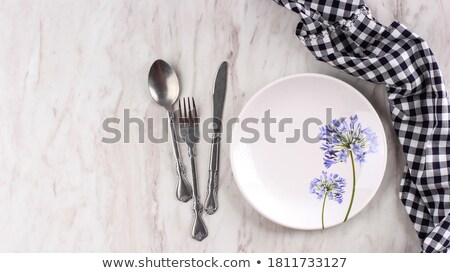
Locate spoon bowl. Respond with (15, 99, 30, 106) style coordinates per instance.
(148, 59, 180, 111)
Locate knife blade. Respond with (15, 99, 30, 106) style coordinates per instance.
(212, 62, 228, 132)
(204, 61, 228, 215)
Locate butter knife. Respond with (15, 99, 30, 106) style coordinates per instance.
(204, 61, 228, 215)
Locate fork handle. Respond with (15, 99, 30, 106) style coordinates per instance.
(205, 133, 220, 215)
(188, 146, 208, 241)
(167, 110, 193, 202)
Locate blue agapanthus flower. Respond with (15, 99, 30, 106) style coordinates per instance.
(309, 171, 346, 204)
(319, 115, 378, 168)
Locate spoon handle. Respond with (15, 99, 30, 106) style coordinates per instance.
(167, 110, 193, 202)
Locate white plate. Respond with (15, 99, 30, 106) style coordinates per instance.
(230, 74, 387, 230)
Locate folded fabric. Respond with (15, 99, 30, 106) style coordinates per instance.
(273, 0, 450, 253)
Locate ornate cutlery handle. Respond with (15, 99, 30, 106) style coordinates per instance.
(167, 111, 193, 202)
(205, 133, 220, 215)
(188, 146, 208, 241)
(174, 159, 192, 202)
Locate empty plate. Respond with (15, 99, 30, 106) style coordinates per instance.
(230, 74, 387, 230)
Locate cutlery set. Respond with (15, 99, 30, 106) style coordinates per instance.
(148, 59, 228, 241)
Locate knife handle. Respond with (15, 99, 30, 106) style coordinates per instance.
(205, 133, 221, 215)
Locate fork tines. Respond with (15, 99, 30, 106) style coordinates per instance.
(178, 97, 199, 124)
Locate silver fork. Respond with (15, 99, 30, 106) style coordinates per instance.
(178, 97, 208, 241)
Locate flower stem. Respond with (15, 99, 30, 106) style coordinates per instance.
(344, 151, 356, 222)
(322, 192, 328, 229)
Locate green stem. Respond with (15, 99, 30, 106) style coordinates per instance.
(344, 151, 356, 222)
(322, 192, 328, 229)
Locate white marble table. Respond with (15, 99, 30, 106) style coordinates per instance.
(1, 0, 449, 252)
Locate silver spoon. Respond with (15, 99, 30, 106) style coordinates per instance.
(148, 59, 193, 202)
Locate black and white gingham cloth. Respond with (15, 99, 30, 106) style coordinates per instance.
(273, 0, 450, 253)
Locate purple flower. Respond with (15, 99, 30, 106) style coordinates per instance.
(309, 171, 346, 204)
(319, 115, 378, 168)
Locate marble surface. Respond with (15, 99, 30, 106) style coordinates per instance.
(1, 0, 449, 252)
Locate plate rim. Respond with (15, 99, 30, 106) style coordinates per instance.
(230, 73, 388, 230)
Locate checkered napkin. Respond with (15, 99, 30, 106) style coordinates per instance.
(273, 0, 450, 253)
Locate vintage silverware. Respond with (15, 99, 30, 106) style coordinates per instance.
(204, 62, 228, 215)
(148, 59, 193, 202)
(179, 97, 208, 241)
